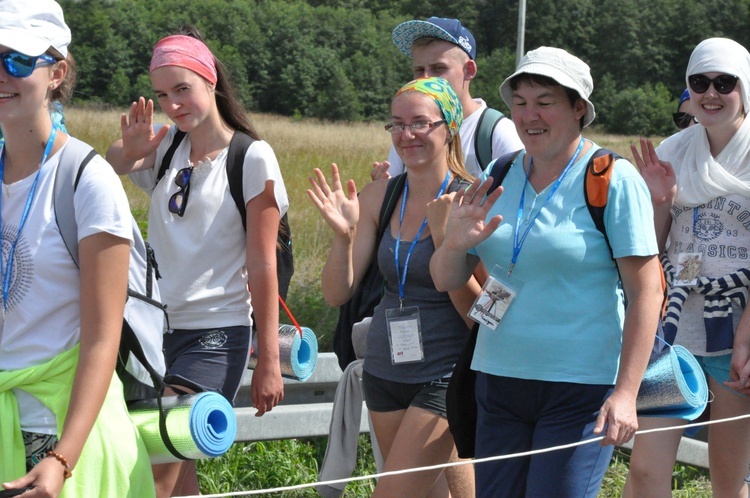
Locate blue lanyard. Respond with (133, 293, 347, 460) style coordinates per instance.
(509, 138, 585, 276)
(0, 127, 58, 312)
(395, 172, 451, 307)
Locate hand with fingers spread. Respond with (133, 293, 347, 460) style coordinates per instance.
(120, 96, 170, 162)
(307, 164, 360, 238)
(630, 137, 677, 206)
(442, 177, 504, 253)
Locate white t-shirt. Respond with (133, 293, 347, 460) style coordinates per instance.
(386, 98, 523, 178)
(0, 141, 133, 432)
(129, 127, 289, 329)
(666, 194, 750, 355)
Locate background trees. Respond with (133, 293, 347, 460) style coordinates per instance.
(60, 0, 750, 134)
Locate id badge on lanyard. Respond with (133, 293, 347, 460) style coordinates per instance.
(468, 264, 524, 330)
(386, 306, 424, 364)
(674, 208, 704, 287)
(385, 172, 450, 364)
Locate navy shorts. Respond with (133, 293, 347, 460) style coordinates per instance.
(361, 369, 449, 418)
(163, 326, 251, 403)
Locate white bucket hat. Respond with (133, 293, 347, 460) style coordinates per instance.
(0, 0, 71, 57)
(499, 46, 596, 127)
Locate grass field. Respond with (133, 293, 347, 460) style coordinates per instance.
(62, 106, 712, 496)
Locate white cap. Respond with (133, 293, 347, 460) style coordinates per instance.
(499, 46, 596, 127)
(0, 0, 71, 58)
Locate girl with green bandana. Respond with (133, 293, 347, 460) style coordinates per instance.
(309, 76, 479, 498)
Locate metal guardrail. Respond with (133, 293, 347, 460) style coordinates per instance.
(234, 353, 369, 442)
(234, 353, 708, 469)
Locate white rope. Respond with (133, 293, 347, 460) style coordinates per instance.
(177, 412, 750, 498)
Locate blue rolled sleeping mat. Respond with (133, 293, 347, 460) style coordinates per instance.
(636, 344, 709, 420)
(248, 324, 318, 382)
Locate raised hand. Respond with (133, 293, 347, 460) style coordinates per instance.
(119, 96, 169, 162)
(307, 164, 360, 237)
(370, 160, 392, 181)
(630, 137, 677, 206)
(442, 177, 504, 253)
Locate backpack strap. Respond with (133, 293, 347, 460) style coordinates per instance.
(225, 131, 256, 230)
(487, 149, 523, 195)
(53, 138, 101, 268)
(156, 129, 187, 183)
(584, 148, 621, 256)
(377, 173, 407, 243)
(474, 107, 506, 171)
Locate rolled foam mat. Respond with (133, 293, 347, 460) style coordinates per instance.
(636, 345, 708, 420)
(248, 324, 318, 382)
(128, 392, 237, 464)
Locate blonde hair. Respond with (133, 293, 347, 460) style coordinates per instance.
(447, 132, 472, 182)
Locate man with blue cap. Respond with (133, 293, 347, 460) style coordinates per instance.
(372, 17, 523, 180)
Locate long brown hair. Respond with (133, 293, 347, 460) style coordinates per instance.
(175, 25, 260, 140)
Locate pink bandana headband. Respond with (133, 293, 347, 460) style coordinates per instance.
(149, 35, 217, 85)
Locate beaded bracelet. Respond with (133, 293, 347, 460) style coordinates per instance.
(46, 450, 73, 479)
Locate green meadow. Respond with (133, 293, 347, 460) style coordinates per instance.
(64, 107, 710, 496)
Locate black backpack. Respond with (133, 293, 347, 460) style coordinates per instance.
(157, 130, 294, 300)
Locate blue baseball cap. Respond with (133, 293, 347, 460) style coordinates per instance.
(392, 17, 476, 60)
(678, 88, 691, 110)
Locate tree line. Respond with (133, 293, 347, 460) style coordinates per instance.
(60, 0, 750, 135)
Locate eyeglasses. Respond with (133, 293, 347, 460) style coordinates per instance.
(168, 167, 193, 217)
(688, 74, 739, 95)
(0, 51, 57, 78)
(672, 112, 697, 130)
(384, 120, 446, 134)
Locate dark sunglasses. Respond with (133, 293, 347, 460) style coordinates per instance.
(672, 112, 697, 130)
(0, 51, 57, 78)
(168, 167, 193, 216)
(688, 74, 739, 95)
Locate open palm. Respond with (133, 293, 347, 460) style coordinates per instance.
(631, 138, 677, 205)
(443, 178, 504, 252)
(307, 164, 360, 236)
(120, 96, 169, 162)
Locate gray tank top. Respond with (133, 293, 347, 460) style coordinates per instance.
(364, 229, 471, 383)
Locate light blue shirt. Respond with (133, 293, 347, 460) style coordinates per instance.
(470, 143, 658, 385)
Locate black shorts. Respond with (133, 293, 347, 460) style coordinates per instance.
(362, 369, 449, 418)
(163, 326, 251, 403)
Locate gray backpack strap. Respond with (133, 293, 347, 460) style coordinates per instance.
(53, 137, 99, 268)
(474, 107, 505, 171)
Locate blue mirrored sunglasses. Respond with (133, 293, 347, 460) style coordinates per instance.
(1, 51, 58, 78)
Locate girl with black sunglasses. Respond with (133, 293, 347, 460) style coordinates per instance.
(106, 26, 288, 498)
(626, 37, 750, 498)
(672, 88, 697, 130)
(0, 1, 155, 497)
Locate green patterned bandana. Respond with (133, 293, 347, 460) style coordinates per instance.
(395, 77, 463, 138)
